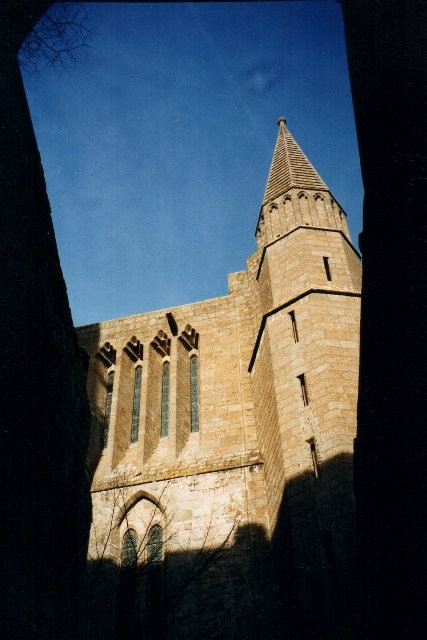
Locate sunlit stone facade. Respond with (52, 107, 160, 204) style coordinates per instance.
(78, 119, 361, 640)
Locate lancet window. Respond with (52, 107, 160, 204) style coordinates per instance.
(95, 342, 116, 449)
(160, 361, 170, 438)
(130, 365, 142, 443)
(147, 525, 163, 564)
(122, 529, 138, 567)
(103, 370, 115, 448)
(179, 324, 200, 433)
(190, 355, 200, 433)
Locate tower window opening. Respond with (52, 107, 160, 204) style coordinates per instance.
(289, 310, 299, 343)
(297, 373, 309, 406)
(147, 524, 163, 564)
(130, 365, 142, 443)
(323, 256, 332, 281)
(306, 437, 319, 479)
(103, 370, 114, 448)
(190, 355, 200, 433)
(160, 361, 170, 437)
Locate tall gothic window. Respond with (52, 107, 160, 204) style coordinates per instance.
(130, 366, 142, 443)
(147, 525, 163, 564)
(122, 529, 138, 567)
(160, 361, 170, 437)
(103, 370, 114, 448)
(190, 356, 200, 432)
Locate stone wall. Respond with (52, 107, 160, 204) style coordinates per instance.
(79, 213, 361, 639)
(78, 117, 362, 640)
(87, 465, 272, 640)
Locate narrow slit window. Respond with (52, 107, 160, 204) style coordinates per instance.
(289, 310, 299, 343)
(160, 361, 170, 437)
(103, 370, 114, 448)
(147, 525, 163, 564)
(190, 356, 200, 432)
(122, 529, 138, 567)
(297, 373, 309, 406)
(130, 366, 142, 443)
(306, 437, 319, 479)
(323, 256, 332, 281)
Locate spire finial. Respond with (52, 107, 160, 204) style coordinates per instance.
(277, 116, 287, 127)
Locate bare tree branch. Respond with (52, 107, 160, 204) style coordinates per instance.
(19, 2, 92, 75)
(86, 468, 245, 640)
(173, 511, 241, 603)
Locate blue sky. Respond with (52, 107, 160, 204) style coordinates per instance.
(23, 2, 363, 326)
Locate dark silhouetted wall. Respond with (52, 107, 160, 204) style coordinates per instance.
(0, 3, 91, 638)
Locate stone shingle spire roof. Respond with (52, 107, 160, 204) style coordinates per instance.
(263, 117, 328, 204)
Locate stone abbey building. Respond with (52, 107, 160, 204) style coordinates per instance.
(78, 119, 362, 640)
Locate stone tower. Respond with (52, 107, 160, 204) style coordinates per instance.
(78, 118, 361, 640)
(249, 117, 361, 638)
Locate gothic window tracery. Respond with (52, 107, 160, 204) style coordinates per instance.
(178, 324, 200, 434)
(151, 330, 171, 358)
(124, 336, 143, 363)
(179, 324, 199, 351)
(95, 342, 116, 368)
(150, 330, 171, 440)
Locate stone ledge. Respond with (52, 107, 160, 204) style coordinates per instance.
(256, 226, 361, 280)
(91, 451, 264, 493)
(248, 288, 361, 373)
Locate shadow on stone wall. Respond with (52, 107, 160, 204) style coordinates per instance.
(84, 453, 356, 640)
(85, 522, 275, 640)
(80, 337, 108, 479)
(270, 452, 357, 640)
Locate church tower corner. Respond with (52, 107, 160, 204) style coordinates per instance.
(248, 118, 362, 638)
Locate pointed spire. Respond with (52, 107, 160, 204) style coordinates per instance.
(263, 118, 328, 204)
